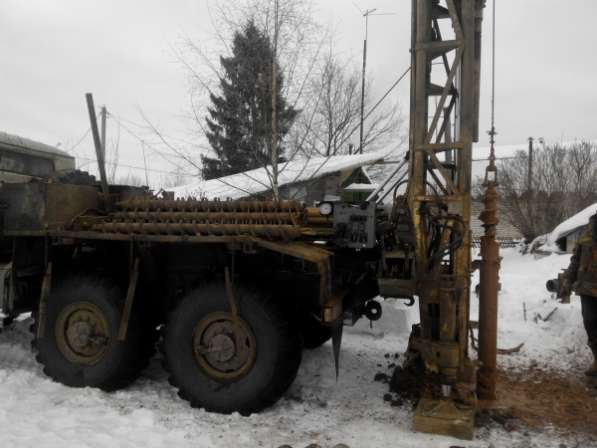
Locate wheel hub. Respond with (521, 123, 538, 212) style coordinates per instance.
(208, 333, 236, 362)
(56, 302, 110, 365)
(192, 312, 256, 381)
(66, 320, 93, 349)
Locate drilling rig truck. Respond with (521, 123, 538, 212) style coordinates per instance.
(0, 0, 488, 440)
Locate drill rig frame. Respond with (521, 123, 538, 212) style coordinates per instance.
(403, 0, 485, 439)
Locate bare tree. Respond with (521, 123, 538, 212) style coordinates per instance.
(150, 1, 401, 200)
(495, 141, 597, 241)
(292, 48, 403, 159)
(158, 167, 190, 189)
(170, 0, 327, 198)
(116, 172, 146, 187)
(302, 54, 361, 157)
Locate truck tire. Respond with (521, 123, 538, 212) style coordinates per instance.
(32, 277, 153, 391)
(300, 313, 332, 349)
(162, 284, 301, 415)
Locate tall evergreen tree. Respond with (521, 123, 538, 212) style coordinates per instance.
(202, 21, 298, 180)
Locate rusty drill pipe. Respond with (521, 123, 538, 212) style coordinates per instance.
(477, 178, 500, 400)
(92, 222, 304, 239)
(111, 211, 303, 224)
(116, 198, 304, 213)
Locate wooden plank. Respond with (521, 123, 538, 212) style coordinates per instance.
(413, 397, 475, 441)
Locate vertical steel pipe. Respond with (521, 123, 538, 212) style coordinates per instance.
(477, 168, 499, 400)
(478, 0, 499, 401)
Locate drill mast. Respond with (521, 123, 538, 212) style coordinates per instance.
(406, 0, 485, 439)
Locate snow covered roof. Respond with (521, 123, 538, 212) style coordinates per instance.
(544, 202, 597, 250)
(343, 183, 377, 192)
(0, 131, 73, 159)
(171, 149, 391, 200)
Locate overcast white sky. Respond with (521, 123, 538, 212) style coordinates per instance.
(1, 0, 596, 185)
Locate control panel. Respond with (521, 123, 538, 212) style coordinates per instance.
(332, 202, 376, 249)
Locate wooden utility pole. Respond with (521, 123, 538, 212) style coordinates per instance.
(100, 106, 107, 162)
(85, 93, 110, 208)
(527, 137, 534, 193)
(357, 7, 395, 155)
(141, 143, 150, 187)
(358, 11, 371, 155)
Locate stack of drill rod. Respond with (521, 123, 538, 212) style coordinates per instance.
(91, 197, 308, 240)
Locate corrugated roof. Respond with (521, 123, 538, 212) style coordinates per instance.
(0, 131, 74, 159)
(172, 149, 391, 200)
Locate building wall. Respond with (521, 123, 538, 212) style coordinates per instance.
(559, 226, 587, 253)
(279, 172, 343, 204)
(251, 168, 373, 204)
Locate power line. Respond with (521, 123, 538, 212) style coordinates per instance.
(66, 128, 91, 153)
(296, 66, 411, 189)
(108, 113, 201, 171)
(109, 112, 206, 149)
(75, 155, 195, 176)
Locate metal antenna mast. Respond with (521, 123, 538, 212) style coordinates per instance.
(354, 4, 395, 154)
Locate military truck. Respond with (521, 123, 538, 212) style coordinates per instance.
(0, 152, 385, 414)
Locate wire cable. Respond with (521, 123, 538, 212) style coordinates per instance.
(66, 128, 91, 153)
(488, 0, 497, 162)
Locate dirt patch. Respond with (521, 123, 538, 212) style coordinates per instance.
(388, 363, 426, 405)
(495, 368, 597, 438)
(387, 363, 597, 439)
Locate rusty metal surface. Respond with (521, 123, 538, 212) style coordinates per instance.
(192, 311, 257, 381)
(76, 197, 320, 241)
(92, 222, 305, 239)
(0, 185, 335, 243)
(112, 211, 301, 223)
(116, 198, 303, 212)
(477, 164, 500, 400)
(405, 0, 485, 440)
(56, 301, 110, 366)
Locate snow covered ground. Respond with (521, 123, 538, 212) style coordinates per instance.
(0, 248, 595, 447)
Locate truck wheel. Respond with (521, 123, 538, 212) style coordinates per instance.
(300, 313, 332, 349)
(162, 284, 301, 415)
(32, 277, 152, 391)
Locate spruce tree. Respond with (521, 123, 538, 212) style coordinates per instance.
(202, 21, 298, 180)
